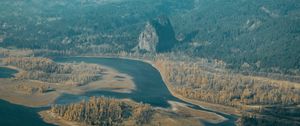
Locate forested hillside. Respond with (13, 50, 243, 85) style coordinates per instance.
(0, 0, 299, 73)
(171, 0, 300, 73)
(0, 0, 192, 51)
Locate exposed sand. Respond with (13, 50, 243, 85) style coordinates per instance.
(39, 111, 83, 126)
(0, 65, 135, 107)
(146, 109, 204, 126)
(0, 79, 59, 107)
(55, 65, 135, 95)
(84, 66, 135, 93)
(168, 101, 227, 124)
(1, 56, 237, 125)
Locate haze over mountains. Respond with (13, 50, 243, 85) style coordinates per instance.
(0, 0, 299, 73)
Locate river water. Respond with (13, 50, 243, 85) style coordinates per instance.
(0, 67, 17, 78)
(0, 57, 237, 126)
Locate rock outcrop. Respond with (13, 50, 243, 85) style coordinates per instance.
(137, 22, 159, 53)
(136, 16, 177, 53)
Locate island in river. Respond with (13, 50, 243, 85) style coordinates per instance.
(0, 57, 238, 126)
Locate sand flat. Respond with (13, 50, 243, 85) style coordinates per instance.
(0, 65, 135, 107)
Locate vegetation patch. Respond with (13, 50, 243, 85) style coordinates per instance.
(2, 57, 104, 86)
(50, 97, 154, 126)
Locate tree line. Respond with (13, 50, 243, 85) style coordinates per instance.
(154, 58, 300, 106)
(51, 97, 154, 126)
(2, 57, 104, 86)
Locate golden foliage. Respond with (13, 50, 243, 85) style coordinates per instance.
(51, 97, 154, 126)
(3, 57, 103, 86)
(154, 59, 300, 106)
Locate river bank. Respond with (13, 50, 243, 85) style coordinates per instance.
(79, 55, 241, 116)
(0, 56, 237, 126)
(0, 64, 135, 107)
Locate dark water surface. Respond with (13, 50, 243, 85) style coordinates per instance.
(0, 57, 237, 126)
(54, 57, 175, 107)
(0, 67, 54, 126)
(0, 67, 17, 78)
(0, 100, 54, 126)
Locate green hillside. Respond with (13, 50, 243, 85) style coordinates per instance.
(0, 0, 299, 73)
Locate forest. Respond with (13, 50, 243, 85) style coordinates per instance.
(154, 58, 300, 106)
(51, 97, 154, 126)
(0, 0, 299, 74)
(237, 106, 300, 126)
(151, 55, 300, 125)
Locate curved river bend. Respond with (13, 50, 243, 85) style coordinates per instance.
(0, 57, 237, 126)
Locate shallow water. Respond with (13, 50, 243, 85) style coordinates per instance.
(0, 57, 237, 126)
(54, 57, 175, 107)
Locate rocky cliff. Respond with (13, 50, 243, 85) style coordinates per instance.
(137, 22, 159, 53)
(136, 16, 177, 53)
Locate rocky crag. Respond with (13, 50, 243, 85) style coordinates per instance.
(136, 16, 178, 53)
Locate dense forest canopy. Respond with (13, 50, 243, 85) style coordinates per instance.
(0, 0, 299, 73)
(51, 97, 154, 126)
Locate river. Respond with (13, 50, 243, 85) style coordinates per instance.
(0, 57, 237, 126)
(0, 67, 17, 78)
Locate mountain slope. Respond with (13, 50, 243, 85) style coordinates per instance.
(171, 0, 300, 72)
(0, 0, 299, 73)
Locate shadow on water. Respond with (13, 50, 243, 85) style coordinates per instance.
(0, 100, 55, 126)
(0, 67, 18, 78)
(54, 57, 237, 126)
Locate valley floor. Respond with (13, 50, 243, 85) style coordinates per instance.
(0, 65, 135, 107)
(1, 54, 298, 126)
(99, 56, 242, 116)
(0, 56, 237, 126)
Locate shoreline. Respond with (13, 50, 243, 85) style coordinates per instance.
(0, 63, 136, 108)
(1, 55, 239, 115)
(0, 55, 240, 125)
(77, 55, 241, 116)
